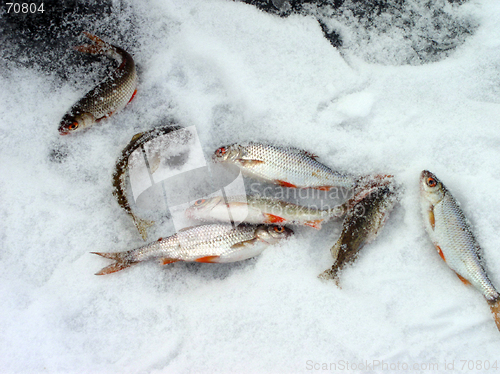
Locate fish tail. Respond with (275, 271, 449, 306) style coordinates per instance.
(133, 216, 155, 241)
(488, 298, 500, 332)
(91, 251, 137, 275)
(73, 32, 112, 55)
(318, 267, 341, 288)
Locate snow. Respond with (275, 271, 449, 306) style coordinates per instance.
(2, 0, 500, 372)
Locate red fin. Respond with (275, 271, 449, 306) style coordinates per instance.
(82, 32, 107, 45)
(74, 32, 109, 53)
(455, 273, 471, 285)
(314, 186, 332, 191)
(157, 237, 163, 242)
(276, 180, 297, 188)
(128, 89, 137, 104)
(488, 299, 500, 332)
(303, 151, 318, 159)
(264, 213, 286, 224)
(94, 263, 132, 275)
(92, 252, 134, 275)
(195, 256, 220, 263)
(73, 45, 102, 54)
(304, 219, 323, 229)
(435, 245, 446, 262)
(160, 258, 179, 265)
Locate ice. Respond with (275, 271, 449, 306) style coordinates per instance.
(2, 0, 500, 372)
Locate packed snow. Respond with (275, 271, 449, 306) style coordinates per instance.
(1, 0, 500, 373)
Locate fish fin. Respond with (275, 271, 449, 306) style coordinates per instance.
(304, 220, 323, 230)
(160, 258, 179, 265)
(314, 186, 332, 191)
(195, 255, 221, 263)
(303, 151, 318, 160)
(231, 238, 259, 249)
(329, 240, 341, 260)
(73, 44, 102, 54)
(178, 226, 197, 233)
(435, 245, 446, 262)
(238, 159, 264, 166)
(318, 268, 341, 288)
(91, 251, 136, 275)
(82, 32, 109, 47)
(455, 273, 471, 286)
(130, 132, 145, 143)
(133, 216, 155, 241)
(276, 180, 297, 188)
(128, 89, 137, 104)
(428, 206, 435, 230)
(488, 298, 500, 332)
(95, 111, 115, 122)
(74, 32, 110, 53)
(263, 213, 286, 224)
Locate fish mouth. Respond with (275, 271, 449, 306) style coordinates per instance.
(59, 131, 69, 136)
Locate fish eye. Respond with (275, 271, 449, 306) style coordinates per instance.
(194, 199, 206, 206)
(427, 177, 437, 187)
(274, 226, 285, 233)
(68, 122, 79, 131)
(215, 147, 227, 156)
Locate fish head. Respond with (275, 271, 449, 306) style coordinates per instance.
(420, 170, 445, 205)
(255, 225, 293, 244)
(59, 111, 95, 135)
(212, 144, 244, 163)
(185, 196, 224, 220)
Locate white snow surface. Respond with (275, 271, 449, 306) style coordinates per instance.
(2, 0, 500, 373)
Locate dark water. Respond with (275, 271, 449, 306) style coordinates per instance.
(1, 0, 477, 71)
(0, 0, 138, 79)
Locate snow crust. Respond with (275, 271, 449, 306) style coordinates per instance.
(1, 0, 500, 372)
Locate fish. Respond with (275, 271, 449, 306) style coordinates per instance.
(420, 170, 500, 331)
(212, 142, 356, 190)
(92, 223, 293, 275)
(58, 32, 138, 135)
(319, 180, 400, 285)
(185, 194, 345, 229)
(112, 123, 190, 240)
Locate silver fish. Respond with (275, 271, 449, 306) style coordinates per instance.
(59, 32, 138, 135)
(92, 223, 293, 275)
(420, 170, 500, 331)
(319, 181, 400, 285)
(185, 195, 345, 229)
(212, 142, 356, 190)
